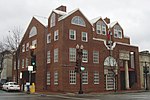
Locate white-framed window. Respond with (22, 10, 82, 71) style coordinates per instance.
(22, 59, 24, 68)
(32, 39, 37, 48)
(47, 72, 50, 85)
(69, 29, 76, 40)
(69, 48, 76, 62)
(82, 32, 88, 42)
(54, 30, 59, 41)
(54, 48, 58, 62)
(82, 50, 88, 62)
(69, 70, 76, 84)
(114, 25, 122, 38)
(47, 50, 50, 63)
(18, 59, 20, 69)
(96, 21, 106, 35)
(22, 44, 25, 52)
(26, 58, 28, 68)
(47, 33, 51, 43)
(50, 13, 56, 27)
(29, 26, 37, 38)
(71, 16, 86, 27)
(54, 71, 58, 85)
(26, 42, 29, 51)
(94, 71, 99, 84)
(82, 71, 88, 84)
(93, 51, 99, 63)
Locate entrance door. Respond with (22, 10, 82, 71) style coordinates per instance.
(106, 69, 114, 90)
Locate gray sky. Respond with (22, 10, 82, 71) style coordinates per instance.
(0, 0, 150, 51)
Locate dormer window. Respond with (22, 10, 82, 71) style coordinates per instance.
(50, 13, 56, 27)
(96, 21, 106, 35)
(114, 25, 122, 38)
(71, 16, 86, 27)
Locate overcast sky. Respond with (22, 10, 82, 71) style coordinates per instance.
(0, 0, 150, 51)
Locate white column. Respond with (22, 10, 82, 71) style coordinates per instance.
(125, 61, 130, 89)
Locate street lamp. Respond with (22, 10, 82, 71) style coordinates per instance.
(76, 44, 84, 94)
(144, 62, 149, 90)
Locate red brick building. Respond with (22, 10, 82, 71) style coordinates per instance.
(12, 5, 141, 93)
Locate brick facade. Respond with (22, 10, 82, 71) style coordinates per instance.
(12, 5, 141, 93)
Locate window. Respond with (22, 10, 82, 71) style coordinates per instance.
(47, 50, 50, 63)
(94, 71, 99, 84)
(82, 71, 88, 84)
(50, 13, 56, 27)
(18, 59, 20, 69)
(69, 29, 76, 40)
(32, 40, 37, 48)
(82, 50, 88, 62)
(54, 48, 58, 62)
(114, 25, 122, 38)
(26, 42, 29, 51)
(93, 51, 99, 63)
(47, 33, 51, 43)
(54, 71, 58, 85)
(29, 26, 37, 38)
(22, 44, 25, 52)
(82, 32, 88, 42)
(22, 59, 24, 68)
(14, 61, 16, 70)
(69, 70, 76, 84)
(47, 72, 50, 85)
(54, 30, 59, 41)
(26, 58, 28, 68)
(96, 21, 106, 35)
(130, 52, 135, 69)
(71, 16, 86, 27)
(69, 48, 76, 62)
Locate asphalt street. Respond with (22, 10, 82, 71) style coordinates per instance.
(0, 90, 150, 100)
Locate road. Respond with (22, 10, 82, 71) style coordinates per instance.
(0, 90, 150, 100)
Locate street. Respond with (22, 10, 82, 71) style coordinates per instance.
(0, 90, 150, 100)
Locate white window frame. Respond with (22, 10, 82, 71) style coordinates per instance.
(26, 42, 29, 51)
(22, 44, 25, 52)
(54, 48, 58, 62)
(32, 39, 37, 48)
(96, 21, 106, 35)
(47, 33, 51, 43)
(82, 71, 88, 84)
(69, 70, 76, 84)
(93, 51, 99, 63)
(71, 16, 86, 27)
(47, 50, 50, 64)
(50, 13, 56, 27)
(54, 71, 58, 85)
(69, 29, 76, 40)
(54, 30, 59, 41)
(82, 32, 88, 42)
(26, 58, 28, 68)
(94, 71, 99, 84)
(82, 50, 88, 63)
(47, 72, 50, 85)
(29, 26, 37, 38)
(114, 25, 122, 38)
(69, 48, 76, 62)
(22, 59, 24, 68)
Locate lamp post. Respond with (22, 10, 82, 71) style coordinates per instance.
(76, 44, 84, 94)
(144, 62, 149, 90)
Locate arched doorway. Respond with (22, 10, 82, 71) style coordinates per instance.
(104, 56, 118, 90)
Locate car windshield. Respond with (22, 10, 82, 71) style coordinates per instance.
(10, 83, 17, 85)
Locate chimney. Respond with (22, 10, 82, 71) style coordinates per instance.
(104, 17, 110, 24)
(56, 5, 67, 12)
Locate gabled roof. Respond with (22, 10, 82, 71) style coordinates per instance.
(33, 16, 48, 27)
(90, 16, 108, 26)
(53, 9, 67, 16)
(58, 8, 79, 21)
(109, 21, 118, 28)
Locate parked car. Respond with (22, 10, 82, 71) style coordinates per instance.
(2, 82, 20, 91)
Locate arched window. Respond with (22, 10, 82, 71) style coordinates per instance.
(71, 16, 86, 27)
(50, 13, 56, 27)
(96, 21, 106, 35)
(29, 26, 37, 38)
